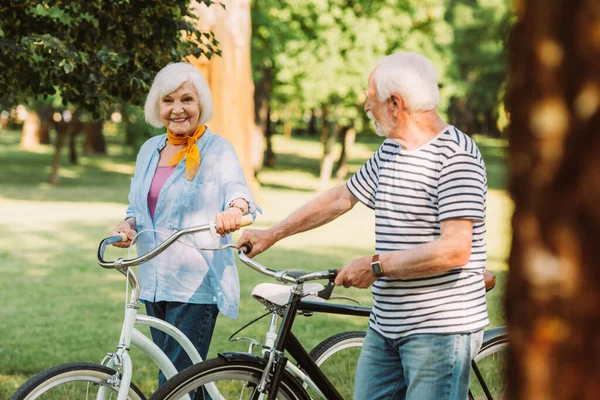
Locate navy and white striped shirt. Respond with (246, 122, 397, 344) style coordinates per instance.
(347, 126, 489, 339)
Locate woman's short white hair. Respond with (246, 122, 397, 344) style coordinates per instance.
(144, 62, 214, 128)
(374, 52, 440, 113)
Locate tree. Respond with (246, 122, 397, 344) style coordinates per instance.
(0, 0, 219, 183)
(189, 0, 261, 198)
(264, 0, 455, 189)
(505, 0, 600, 398)
(446, 0, 514, 136)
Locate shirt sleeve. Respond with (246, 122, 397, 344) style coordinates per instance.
(346, 147, 381, 209)
(437, 151, 487, 221)
(217, 141, 260, 216)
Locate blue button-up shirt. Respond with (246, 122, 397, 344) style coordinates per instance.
(125, 128, 257, 319)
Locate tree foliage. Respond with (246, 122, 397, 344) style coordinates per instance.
(0, 0, 220, 117)
(446, 0, 514, 135)
(251, 0, 514, 136)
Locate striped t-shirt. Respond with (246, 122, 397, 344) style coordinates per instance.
(347, 126, 489, 339)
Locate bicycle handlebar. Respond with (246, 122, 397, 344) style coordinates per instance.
(97, 215, 254, 269)
(237, 244, 338, 293)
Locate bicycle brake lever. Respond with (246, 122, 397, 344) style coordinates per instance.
(317, 270, 337, 300)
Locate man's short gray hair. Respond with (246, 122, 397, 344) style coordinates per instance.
(374, 52, 440, 113)
(144, 62, 214, 128)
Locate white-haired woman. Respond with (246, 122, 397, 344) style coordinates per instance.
(110, 62, 257, 392)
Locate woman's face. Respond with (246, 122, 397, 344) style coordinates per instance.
(159, 82, 202, 136)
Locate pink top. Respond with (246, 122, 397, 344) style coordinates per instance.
(148, 166, 177, 221)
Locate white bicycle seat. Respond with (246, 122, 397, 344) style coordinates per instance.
(252, 282, 325, 307)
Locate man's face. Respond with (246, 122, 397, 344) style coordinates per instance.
(364, 71, 394, 137)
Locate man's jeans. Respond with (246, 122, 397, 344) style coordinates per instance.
(354, 328, 484, 400)
(144, 301, 219, 388)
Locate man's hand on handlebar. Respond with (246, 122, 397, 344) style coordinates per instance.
(111, 219, 137, 248)
(235, 229, 276, 258)
(335, 256, 378, 289)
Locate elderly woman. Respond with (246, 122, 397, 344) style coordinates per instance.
(111, 62, 257, 390)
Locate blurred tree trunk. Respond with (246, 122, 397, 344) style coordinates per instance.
(308, 109, 317, 136)
(254, 66, 275, 169)
(20, 106, 52, 149)
(84, 121, 106, 154)
(49, 121, 68, 185)
(189, 0, 261, 200)
(263, 107, 275, 168)
(318, 104, 337, 192)
(20, 110, 41, 149)
(335, 125, 355, 182)
(505, 0, 600, 399)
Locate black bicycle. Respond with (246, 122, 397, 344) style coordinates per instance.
(149, 245, 508, 400)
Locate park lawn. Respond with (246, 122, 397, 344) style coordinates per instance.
(0, 130, 510, 398)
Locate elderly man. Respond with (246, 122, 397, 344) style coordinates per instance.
(237, 52, 488, 400)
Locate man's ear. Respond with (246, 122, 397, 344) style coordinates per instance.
(389, 94, 403, 114)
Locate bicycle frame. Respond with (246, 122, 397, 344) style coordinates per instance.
(96, 223, 237, 400)
(225, 287, 369, 400)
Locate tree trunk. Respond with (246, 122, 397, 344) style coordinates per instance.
(308, 109, 317, 136)
(263, 107, 275, 168)
(38, 106, 52, 144)
(318, 104, 337, 192)
(505, 1, 600, 399)
(335, 126, 356, 182)
(189, 0, 261, 200)
(20, 110, 41, 149)
(69, 128, 78, 165)
(84, 121, 107, 154)
(254, 66, 273, 170)
(283, 120, 292, 139)
(49, 122, 68, 185)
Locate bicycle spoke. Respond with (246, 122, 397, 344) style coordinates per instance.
(330, 354, 352, 396)
(62, 383, 70, 400)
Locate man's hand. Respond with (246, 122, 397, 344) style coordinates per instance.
(335, 256, 378, 288)
(236, 228, 277, 258)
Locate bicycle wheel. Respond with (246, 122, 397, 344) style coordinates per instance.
(149, 355, 310, 400)
(469, 329, 509, 400)
(309, 331, 365, 400)
(10, 362, 146, 400)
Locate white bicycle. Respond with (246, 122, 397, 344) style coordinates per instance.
(10, 216, 254, 400)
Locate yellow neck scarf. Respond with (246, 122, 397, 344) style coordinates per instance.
(167, 125, 207, 180)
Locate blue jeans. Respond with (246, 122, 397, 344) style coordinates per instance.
(144, 301, 219, 389)
(354, 328, 484, 400)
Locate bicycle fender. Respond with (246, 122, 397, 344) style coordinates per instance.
(217, 352, 266, 364)
(482, 326, 507, 343)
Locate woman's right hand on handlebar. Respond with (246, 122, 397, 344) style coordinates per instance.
(111, 218, 137, 248)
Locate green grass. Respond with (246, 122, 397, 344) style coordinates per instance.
(0, 129, 510, 398)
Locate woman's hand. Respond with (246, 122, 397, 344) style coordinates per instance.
(111, 218, 137, 248)
(215, 207, 244, 237)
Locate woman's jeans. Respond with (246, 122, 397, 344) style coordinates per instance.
(144, 301, 219, 388)
(354, 327, 484, 400)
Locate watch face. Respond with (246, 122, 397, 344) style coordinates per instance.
(371, 261, 383, 276)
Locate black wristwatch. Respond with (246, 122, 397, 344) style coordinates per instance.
(371, 254, 384, 277)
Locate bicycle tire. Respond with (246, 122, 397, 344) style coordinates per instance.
(469, 330, 509, 400)
(309, 331, 365, 400)
(9, 361, 146, 400)
(149, 354, 310, 400)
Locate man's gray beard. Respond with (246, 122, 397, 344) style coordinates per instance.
(367, 111, 388, 137)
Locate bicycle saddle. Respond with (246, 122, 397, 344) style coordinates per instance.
(252, 282, 325, 308)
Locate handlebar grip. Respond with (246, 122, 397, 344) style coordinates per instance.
(118, 232, 128, 242)
(240, 243, 253, 254)
(240, 214, 254, 227)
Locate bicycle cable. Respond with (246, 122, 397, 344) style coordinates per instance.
(227, 293, 315, 343)
(119, 227, 238, 308)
